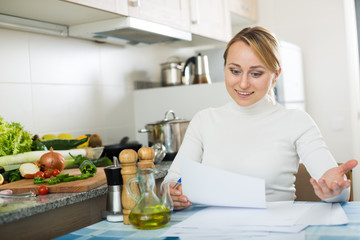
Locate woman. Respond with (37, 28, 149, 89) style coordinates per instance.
(163, 26, 358, 210)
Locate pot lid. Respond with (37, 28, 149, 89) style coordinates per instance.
(148, 110, 189, 125)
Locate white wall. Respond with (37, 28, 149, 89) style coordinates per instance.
(0, 28, 194, 145)
(234, 0, 360, 199)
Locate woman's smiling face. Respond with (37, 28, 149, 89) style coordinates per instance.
(225, 41, 279, 107)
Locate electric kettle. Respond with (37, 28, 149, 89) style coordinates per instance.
(183, 53, 212, 84)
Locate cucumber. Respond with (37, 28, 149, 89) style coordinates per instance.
(41, 137, 88, 150)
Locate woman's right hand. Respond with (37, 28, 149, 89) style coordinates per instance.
(169, 182, 192, 210)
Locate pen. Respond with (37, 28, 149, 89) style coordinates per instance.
(172, 178, 182, 189)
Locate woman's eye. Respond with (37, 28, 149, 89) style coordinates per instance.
(251, 72, 263, 78)
(230, 68, 241, 75)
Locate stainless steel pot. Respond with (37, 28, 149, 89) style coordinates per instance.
(160, 58, 194, 86)
(138, 110, 190, 154)
(161, 61, 183, 86)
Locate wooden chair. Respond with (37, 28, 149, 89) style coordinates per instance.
(294, 163, 353, 201)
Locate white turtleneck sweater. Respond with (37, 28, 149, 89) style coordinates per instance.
(163, 96, 349, 202)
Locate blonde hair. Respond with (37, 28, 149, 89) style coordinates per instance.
(223, 26, 281, 100)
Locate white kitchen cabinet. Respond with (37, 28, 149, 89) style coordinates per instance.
(127, 0, 190, 32)
(0, 0, 120, 26)
(67, 0, 232, 41)
(64, 0, 128, 15)
(229, 0, 258, 24)
(189, 0, 232, 42)
(0, 0, 232, 46)
(65, 0, 190, 32)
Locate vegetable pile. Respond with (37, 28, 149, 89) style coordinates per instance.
(0, 117, 110, 186)
(32, 155, 99, 186)
(0, 116, 32, 157)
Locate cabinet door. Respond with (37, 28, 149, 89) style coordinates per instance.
(127, 0, 190, 31)
(229, 0, 258, 23)
(189, 0, 232, 42)
(64, 0, 128, 15)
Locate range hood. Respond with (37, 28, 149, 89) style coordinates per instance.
(69, 17, 192, 45)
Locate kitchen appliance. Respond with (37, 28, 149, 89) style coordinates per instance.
(183, 53, 212, 84)
(104, 165, 123, 220)
(69, 17, 192, 45)
(160, 58, 194, 86)
(274, 41, 305, 110)
(161, 61, 183, 86)
(138, 110, 190, 154)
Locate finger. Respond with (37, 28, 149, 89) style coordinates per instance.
(174, 200, 191, 210)
(171, 193, 189, 203)
(170, 187, 182, 196)
(310, 178, 325, 199)
(338, 159, 358, 174)
(166, 182, 178, 193)
(338, 179, 351, 189)
(318, 178, 332, 197)
(329, 181, 342, 196)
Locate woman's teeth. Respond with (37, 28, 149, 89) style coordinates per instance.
(236, 90, 254, 95)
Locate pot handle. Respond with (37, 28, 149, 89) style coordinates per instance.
(138, 128, 150, 133)
(164, 110, 177, 121)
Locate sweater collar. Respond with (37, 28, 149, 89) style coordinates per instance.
(229, 95, 279, 116)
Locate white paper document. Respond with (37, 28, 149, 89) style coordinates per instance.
(175, 202, 308, 229)
(295, 202, 349, 225)
(161, 202, 348, 240)
(180, 158, 266, 208)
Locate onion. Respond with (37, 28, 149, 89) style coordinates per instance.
(19, 163, 40, 179)
(39, 147, 65, 172)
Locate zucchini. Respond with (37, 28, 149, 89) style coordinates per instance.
(41, 137, 89, 150)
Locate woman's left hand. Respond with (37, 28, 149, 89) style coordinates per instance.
(310, 159, 358, 200)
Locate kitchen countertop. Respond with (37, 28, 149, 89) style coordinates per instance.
(0, 161, 172, 225)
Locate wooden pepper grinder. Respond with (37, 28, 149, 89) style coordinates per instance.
(137, 147, 155, 170)
(137, 147, 157, 195)
(119, 149, 139, 225)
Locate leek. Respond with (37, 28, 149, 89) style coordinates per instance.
(0, 149, 86, 167)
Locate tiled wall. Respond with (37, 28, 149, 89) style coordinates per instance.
(0, 28, 193, 145)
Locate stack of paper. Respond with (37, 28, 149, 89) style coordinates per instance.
(161, 159, 349, 239)
(161, 202, 348, 240)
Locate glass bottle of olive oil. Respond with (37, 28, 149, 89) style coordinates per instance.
(126, 168, 173, 230)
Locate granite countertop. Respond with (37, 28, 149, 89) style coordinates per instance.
(0, 161, 172, 225)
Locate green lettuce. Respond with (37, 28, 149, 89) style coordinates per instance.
(0, 116, 32, 156)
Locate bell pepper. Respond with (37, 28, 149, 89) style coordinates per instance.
(80, 160, 97, 175)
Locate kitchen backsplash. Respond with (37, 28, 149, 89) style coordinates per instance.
(0, 28, 195, 145)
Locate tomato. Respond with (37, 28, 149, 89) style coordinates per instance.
(44, 170, 51, 178)
(52, 169, 60, 177)
(34, 171, 45, 178)
(38, 186, 48, 195)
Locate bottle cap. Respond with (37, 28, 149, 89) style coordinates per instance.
(104, 166, 123, 185)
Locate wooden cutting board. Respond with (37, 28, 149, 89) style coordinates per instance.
(0, 167, 106, 194)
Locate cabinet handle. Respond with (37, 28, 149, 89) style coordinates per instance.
(129, 0, 140, 7)
(190, 0, 199, 24)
